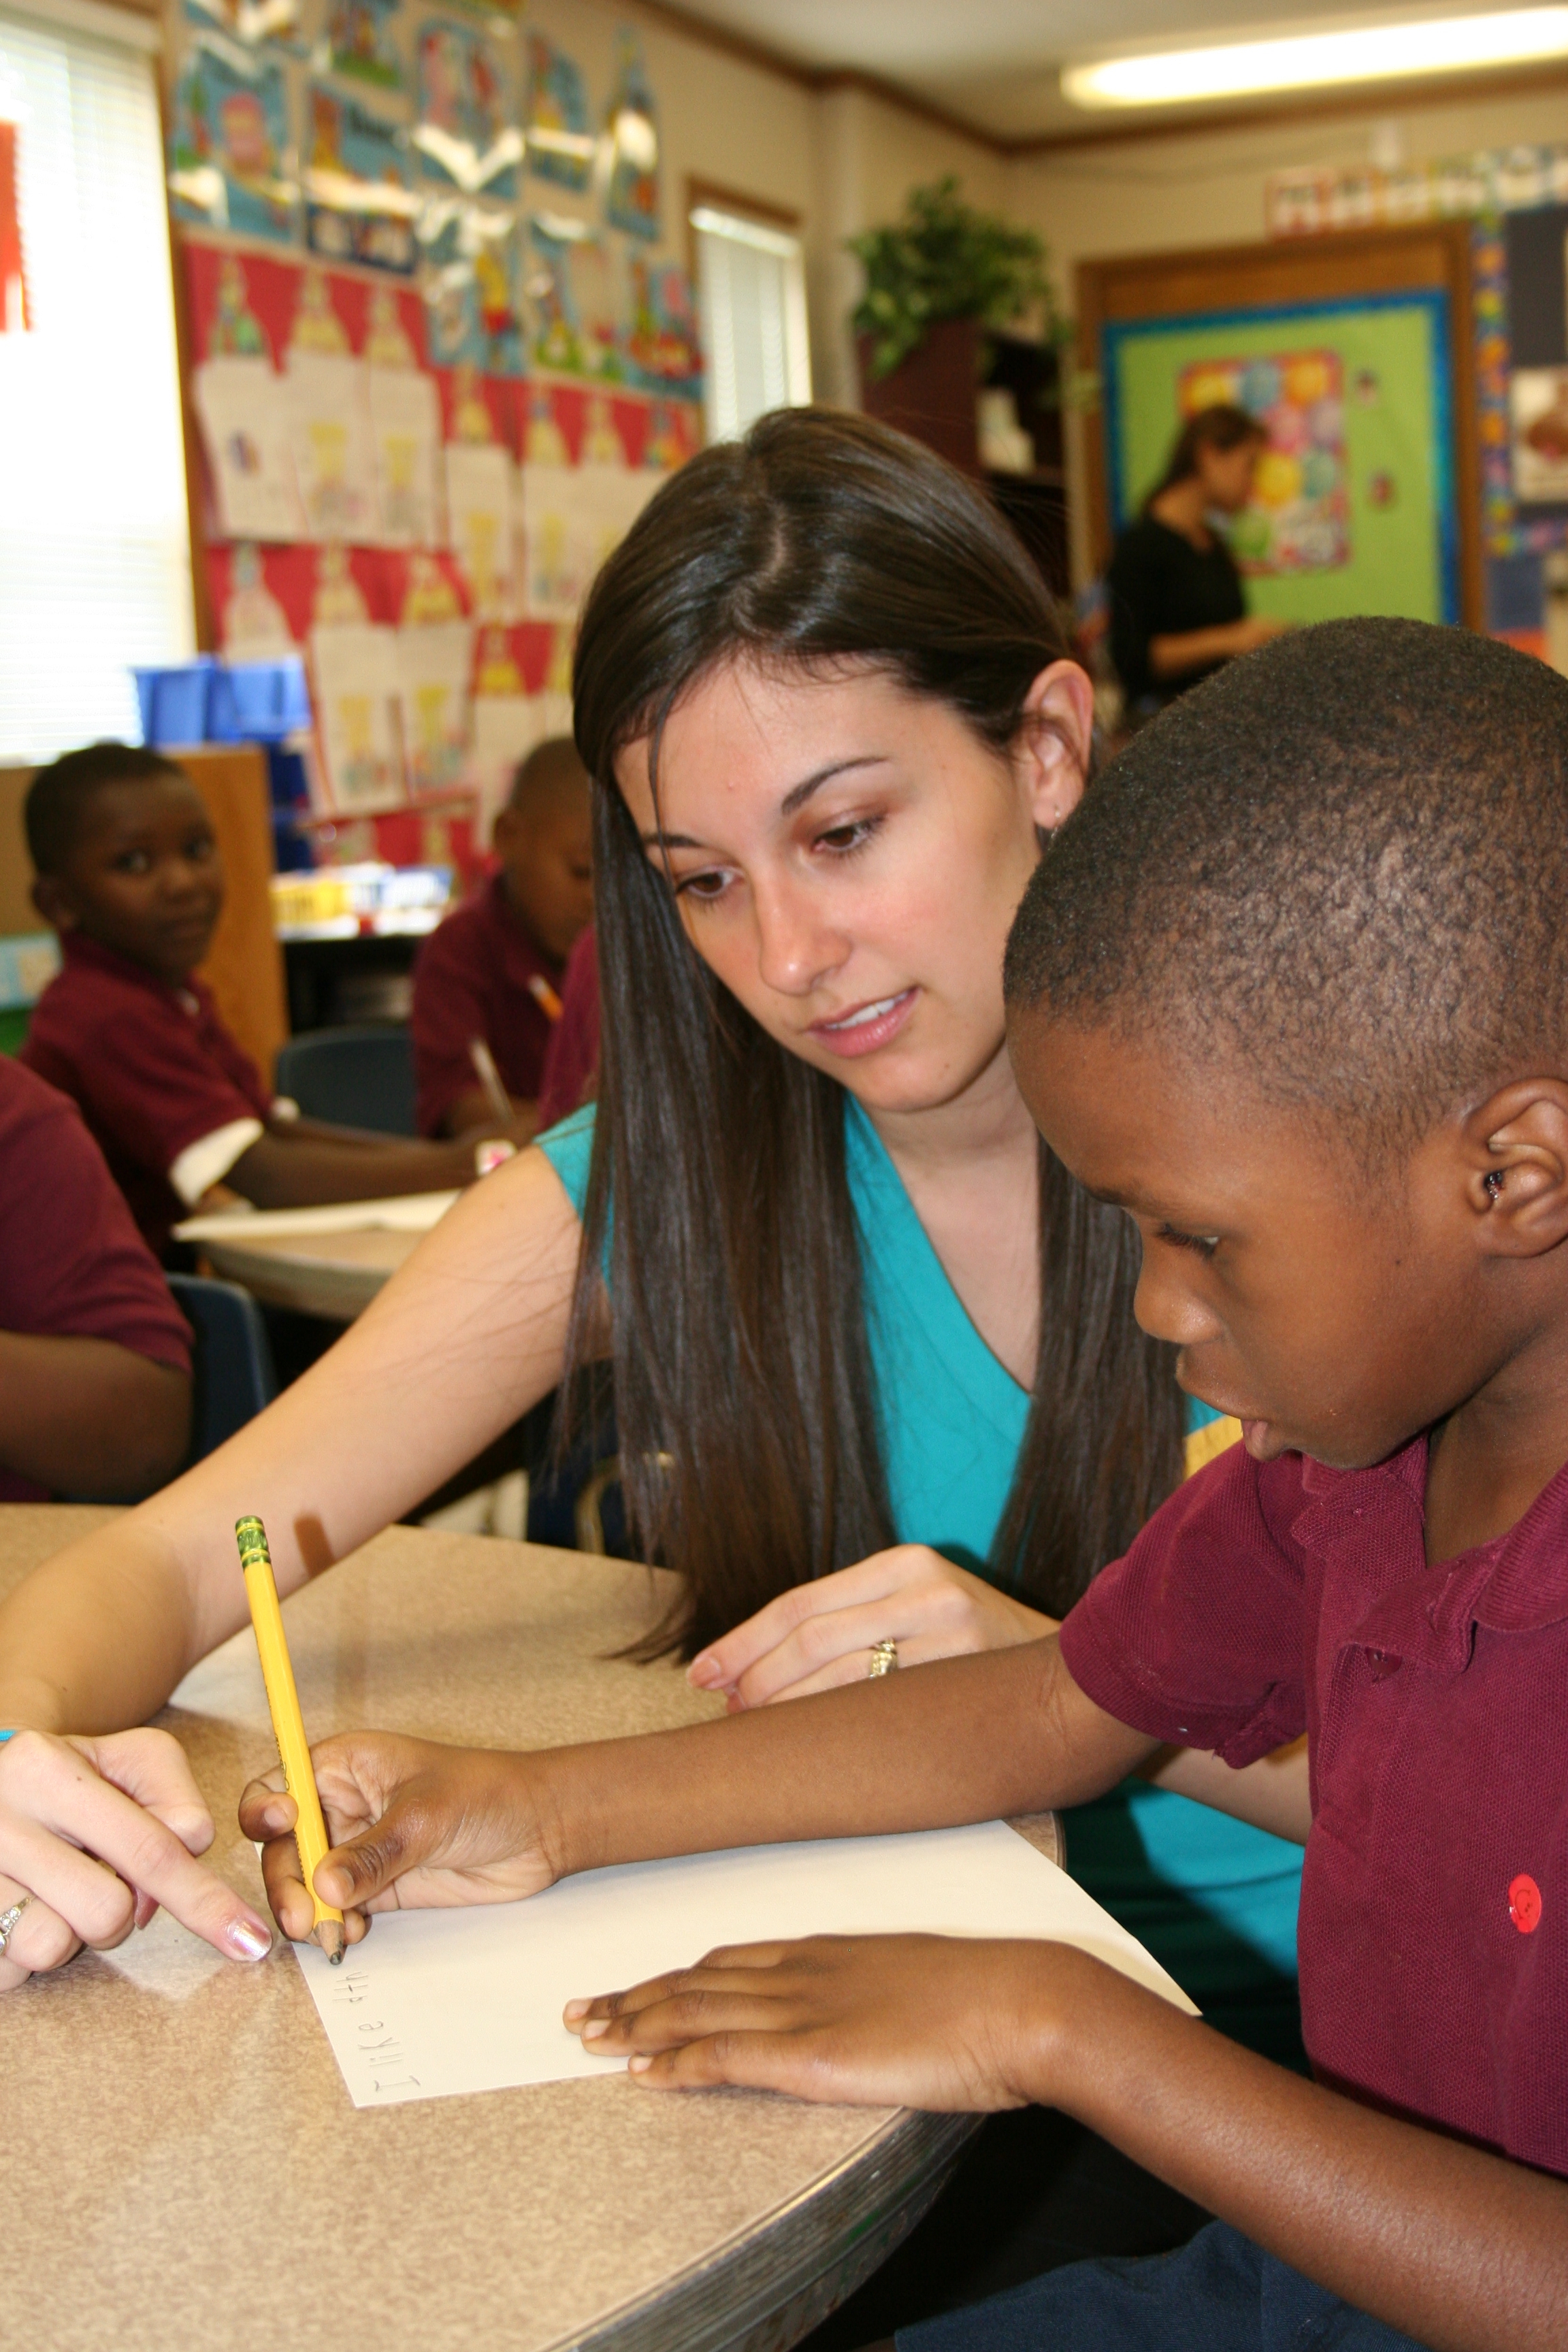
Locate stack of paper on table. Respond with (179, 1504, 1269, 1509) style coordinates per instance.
(174, 1192, 459, 1244)
(295, 1820, 1198, 2108)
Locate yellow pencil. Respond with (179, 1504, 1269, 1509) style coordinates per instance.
(235, 1515, 345, 1963)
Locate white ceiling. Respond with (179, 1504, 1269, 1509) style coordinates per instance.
(668, 1, 1551, 140)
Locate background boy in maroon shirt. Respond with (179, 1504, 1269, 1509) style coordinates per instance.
(0, 1055, 190, 1499)
(411, 737, 593, 1138)
(251, 621, 1567, 2351)
(20, 745, 507, 1255)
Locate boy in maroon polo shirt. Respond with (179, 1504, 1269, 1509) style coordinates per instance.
(247, 621, 1567, 2350)
(410, 736, 593, 1138)
(0, 1054, 191, 1499)
(20, 745, 508, 1256)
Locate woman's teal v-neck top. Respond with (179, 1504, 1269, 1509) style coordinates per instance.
(538, 1100, 1306, 2059)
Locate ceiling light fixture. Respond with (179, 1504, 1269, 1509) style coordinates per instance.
(1062, 6, 1568, 108)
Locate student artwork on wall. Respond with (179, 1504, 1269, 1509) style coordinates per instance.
(1102, 293, 1459, 624)
(186, 0, 308, 54)
(1175, 351, 1349, 572)
(321, 0, 407, 98)
(414, 15, 519, 199)
(525, 218, 623, 379)
(524, 33, 593, 193)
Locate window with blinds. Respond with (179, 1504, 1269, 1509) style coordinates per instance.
(0, 3, 195, 761)
(691, 201, 811, 447)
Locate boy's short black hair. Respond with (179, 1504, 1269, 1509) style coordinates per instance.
(1004, 617, 1568, 1157)
(24, 741, 186, 877)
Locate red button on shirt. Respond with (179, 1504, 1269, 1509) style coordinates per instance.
(410, 875, 562, 1136)
(20, 933, 271, 1257)
(1509, 1874, 1542, 1933)
(0, 1057, 191, 1499)
(1060, 1433, 1568, 2178)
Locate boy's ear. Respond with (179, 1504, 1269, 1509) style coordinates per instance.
(1463, 1080, 1568, 1258)
(1017, 661, 1093, 836)
(30, 872, 78, 932)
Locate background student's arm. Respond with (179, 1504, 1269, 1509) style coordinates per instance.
(1149, 617, 1286, 679)
(224, 1126, 489, 1208)
(0, 1331, 189, 1499)
(241, 1635, 1159, 1940)
(0, 1141, 580, 1735)
(1143, 1737, 1311, 1843)
(569, 1936, 1563, 2352)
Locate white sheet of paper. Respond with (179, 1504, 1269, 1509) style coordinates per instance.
(396, 618, 474, 794)
(295, 1820, 1197, 2109)
(445, 441, 514, 617)
(310, 621, 405, 812)
(368, 365, 442, 548)
(174, 1191, 457, 1243)
(193, 356, 306, 542)
(287, 353, 379, 542)
(520, 459, 657, 621)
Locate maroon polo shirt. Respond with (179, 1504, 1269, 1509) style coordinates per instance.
(0, 1056, 191, 1500)
(410, 875, 561, 1136)
(1060, 1435, 1568, 2177)
(20, 932, 271, 1256)
(537, 922, 600, 1130)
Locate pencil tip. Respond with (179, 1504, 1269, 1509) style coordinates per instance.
(316, 1919, 347, 1965)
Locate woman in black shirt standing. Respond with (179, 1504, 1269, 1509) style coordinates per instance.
(1107, 403, 1286, 719)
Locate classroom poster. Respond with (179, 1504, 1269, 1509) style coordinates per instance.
(414, 16, 520, 197)
(321, 0, 407, 98)
(423, 210, 524, 376)
(1175, 350, 1348, 573)
(1510, 366, 1568, 504)
(625, 256, 702, 396)
(170, 33, 299, 243)
(304, 83, 418, 274)
(524, 33, 593, 191)
(526, 218, 622, 378)
(1102, 293, 1457, 625)
(602, 28, 659, 241)
(186, 0, 307, 54)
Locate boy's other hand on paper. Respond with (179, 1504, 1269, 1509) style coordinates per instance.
(0, 1726, 272, 1988)
(240, 1732, 556, 1945)
(564, 1931, 1097, 2110)
(687, 1545, 1053, 1709)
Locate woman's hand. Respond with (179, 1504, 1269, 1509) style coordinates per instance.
(564, 1931, 1084, 2109)
(0, 1726, 273, 1990)
(687, 1546, 1054, 1710)
(238, 1732, 559, 1947)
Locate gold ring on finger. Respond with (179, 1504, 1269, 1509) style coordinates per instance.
(866, 1639, 898, 1678)
(0, 1895, 33, 1956)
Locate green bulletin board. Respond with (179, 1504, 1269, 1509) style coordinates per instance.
(1102, 292, 1458, 624)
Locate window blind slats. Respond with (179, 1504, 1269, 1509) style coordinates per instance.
(0, 8, 194, 760)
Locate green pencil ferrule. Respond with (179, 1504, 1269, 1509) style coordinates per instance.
(235, 1515, 272, 1571)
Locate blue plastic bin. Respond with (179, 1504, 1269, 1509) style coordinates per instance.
(208, 657, 312, 744)
(133, 659, 216, 748)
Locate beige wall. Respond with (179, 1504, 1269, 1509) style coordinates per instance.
(1007, 84, 1568, 583)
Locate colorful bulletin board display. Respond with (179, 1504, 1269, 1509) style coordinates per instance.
(1103, 297, 1458, 624)
(166, 0, 702, 844)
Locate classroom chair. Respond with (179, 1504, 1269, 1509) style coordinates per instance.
(274, 1025, 418, 1137)
(167, 1273, 278, 1464)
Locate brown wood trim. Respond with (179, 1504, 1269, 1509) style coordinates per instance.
(810, 66, 1010, 153)
(1076, 218, 1482, 629)
(685, 176, 802, 233)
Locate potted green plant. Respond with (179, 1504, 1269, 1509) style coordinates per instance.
(849, 178, 1062, 472)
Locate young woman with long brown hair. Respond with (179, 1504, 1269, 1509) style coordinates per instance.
(0, 410, 1301, 2068)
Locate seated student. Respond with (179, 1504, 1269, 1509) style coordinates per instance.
(251, 617, 1568, 2351)
(536, 922, 599, 1128)
(19, 743, 512, 1256)
(411, 737, 593, 1139)
(0, 1055, 191, 1500)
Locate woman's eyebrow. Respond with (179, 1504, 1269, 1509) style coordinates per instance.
(640, 755, 891, 850)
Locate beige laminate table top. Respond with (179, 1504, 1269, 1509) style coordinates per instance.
(198, 1222, 420, 1319)
(1, 1508, 1060, 2352)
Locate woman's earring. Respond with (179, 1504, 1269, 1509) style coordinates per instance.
(1484, 1169, 1505, 1203)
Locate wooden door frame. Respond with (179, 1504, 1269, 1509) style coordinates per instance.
(1076, 218, 1482, 629)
